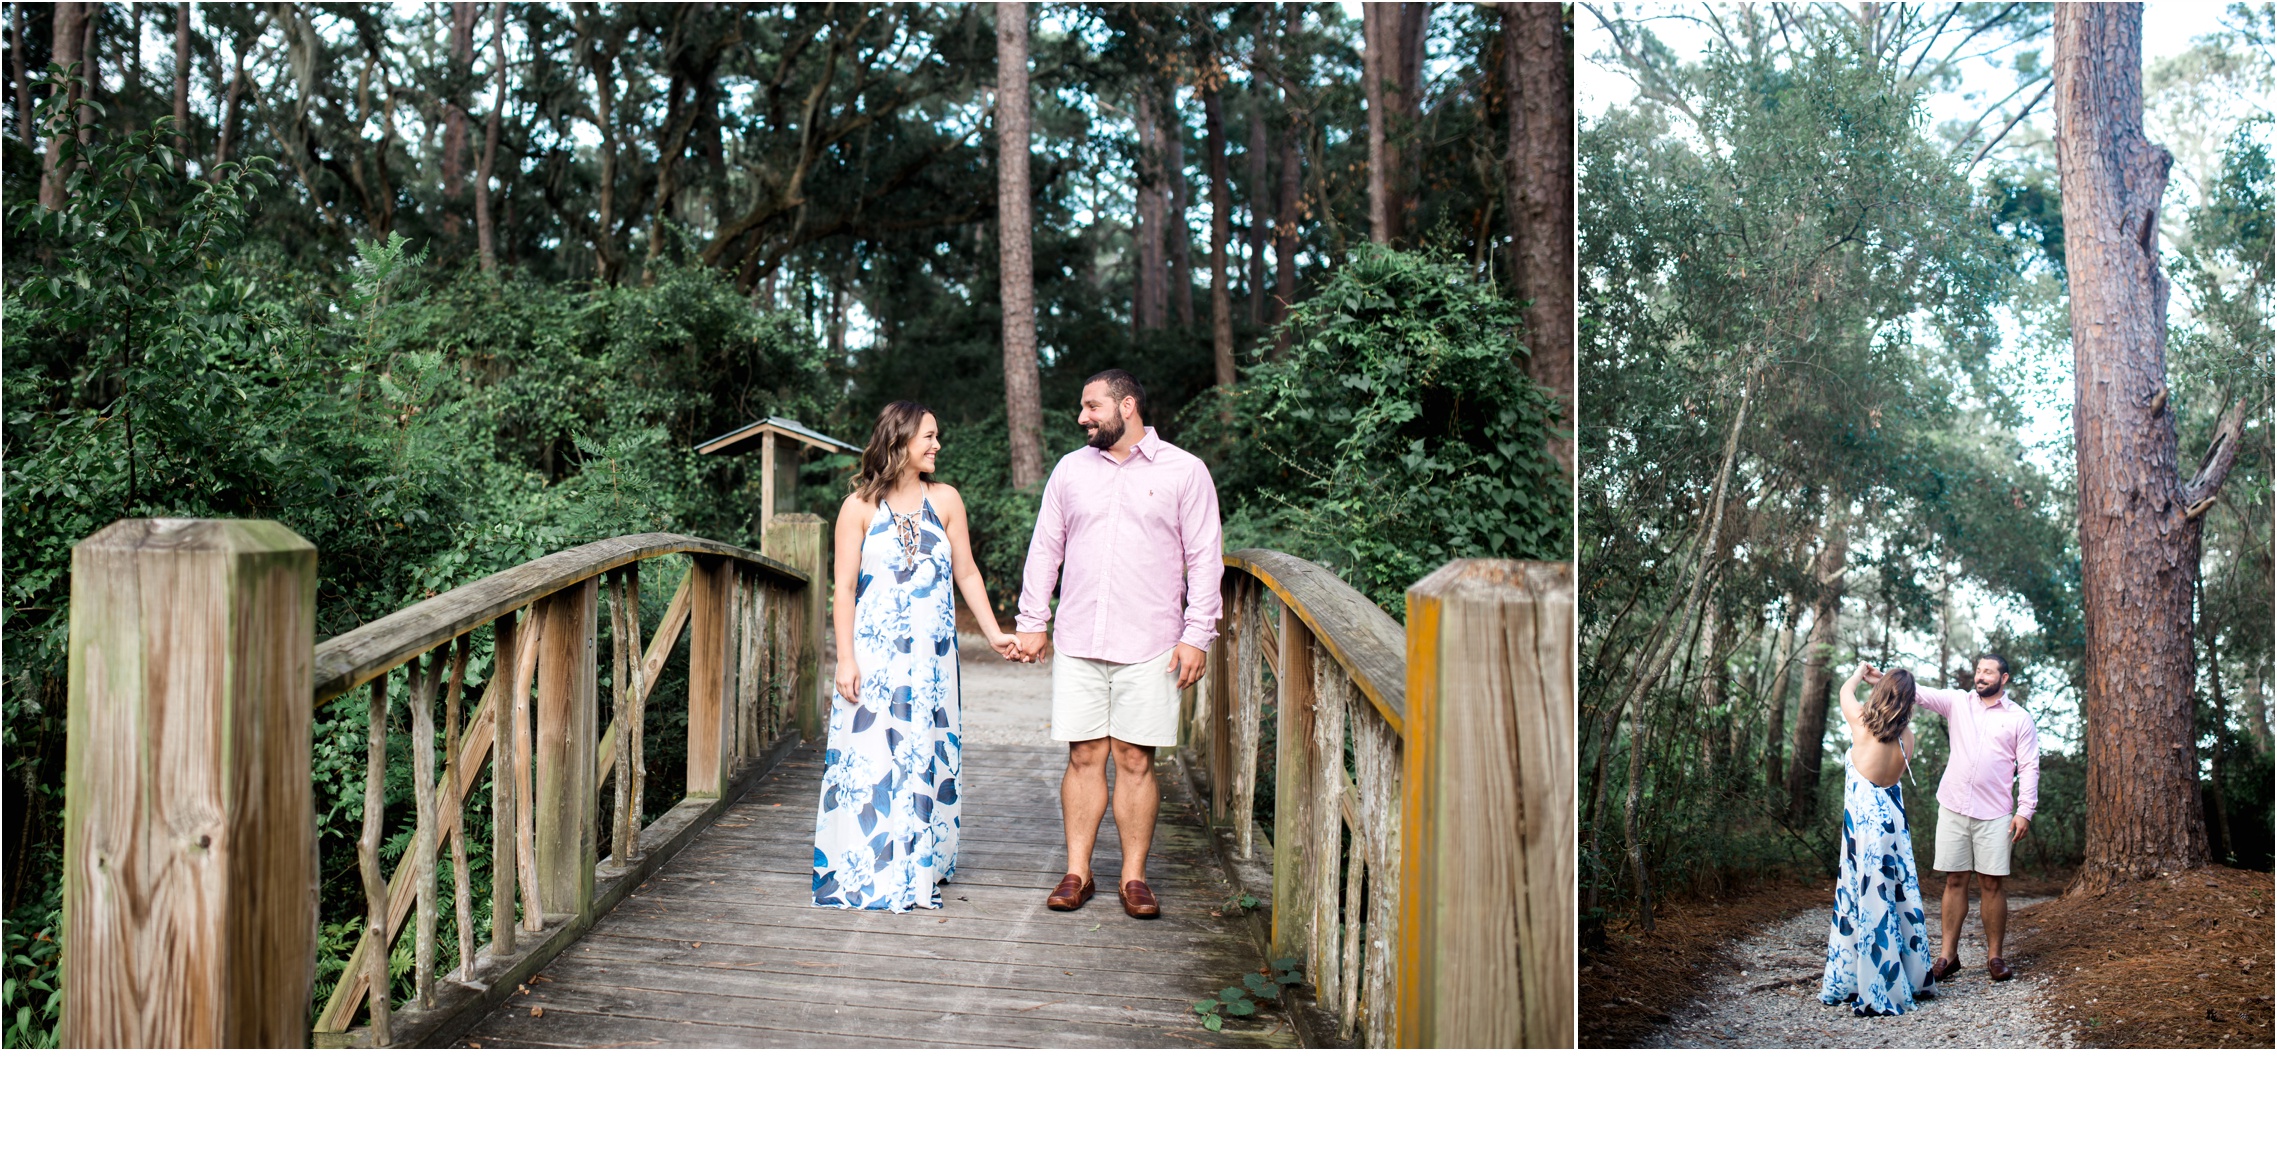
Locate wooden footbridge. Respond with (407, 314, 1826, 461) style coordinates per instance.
(57, 517, 1572, 1049)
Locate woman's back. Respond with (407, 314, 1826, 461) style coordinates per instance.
(1847, 720, 1912, 788)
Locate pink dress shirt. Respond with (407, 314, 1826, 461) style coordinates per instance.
(1016, 428, 1224, 664)
(1917, 687, 2041, 821)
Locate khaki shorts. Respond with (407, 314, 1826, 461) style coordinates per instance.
(1051, 647, 1181, 747)
(1934, 807, 2013, 876)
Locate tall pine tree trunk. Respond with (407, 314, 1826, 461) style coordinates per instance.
(1134, 87, 1167, 331)
(475, 3, 505, 272)
(1204, 77, 1234, 391)
(995, 2, 1044, 488)
(2056, 4, 2243, 892)
(1762, 594, 1800, 793)
(1245, 103, 1268, 327)
(171, 3, 190, 170)
(1166, 90, 1194, 327)
(40, 2, 85, 209)
(11, 5, 30, 147)
(585, 12, 620, 283)
(443, 2, 477, 238)
(1273, 112, 1301, 342)
(1504, 2, 1574, 480)
(1788, 515, 1847, 822)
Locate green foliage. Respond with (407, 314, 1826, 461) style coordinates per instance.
(1, 882, 62, 1049)
(1192, 958, 1302, 1032)
(1202, 245, 1567, 618)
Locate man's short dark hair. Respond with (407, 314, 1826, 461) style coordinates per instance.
(1084, 368, 1145, 420)
(1976, 653, 2012, 677)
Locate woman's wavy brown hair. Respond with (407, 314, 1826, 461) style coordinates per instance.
(1862, 668, 1917, 743)
(850, 400, 936, 505)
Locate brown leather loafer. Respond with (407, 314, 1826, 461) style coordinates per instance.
(1929, 955, 1964, 982)
(1046, 873, 1094, 911)
(1119, 879, 1160, 918)
(1986, 956, 2013, 982)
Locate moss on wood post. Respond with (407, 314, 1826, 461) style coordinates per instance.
(533, 579, 598, 922)
(62, 519, 318, 1048)
(765, 513, 828, 740)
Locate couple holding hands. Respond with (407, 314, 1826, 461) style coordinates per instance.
(808, 368, 1222, 921)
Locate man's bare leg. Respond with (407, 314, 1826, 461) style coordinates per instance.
(1981, 873, 2007, 959)
(1939, 871, 1970, 963)
(1107, 738, 1159, 885)
(1060, 738, 1112, 880)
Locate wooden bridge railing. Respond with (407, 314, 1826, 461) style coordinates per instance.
(60, 518, 826, 1048)
(1188, 551, 1573, 1049)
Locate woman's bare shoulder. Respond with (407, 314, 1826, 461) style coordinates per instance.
(837, 493, 876, 523)
(926, 482, 965, 514)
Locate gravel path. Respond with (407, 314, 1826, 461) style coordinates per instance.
(1641, 895, 2078, 1049)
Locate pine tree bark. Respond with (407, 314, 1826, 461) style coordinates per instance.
(1787, 517, 1848, 822)
(1361, 3, 1388, 244)
(1504, 2, 1574, 480)
(171, 3, 190, 170)
(1134, 86, 1167, 331)
(442, 2, 477, 238)
(995, 2, 1044, 489)
(1204, 76, 1234, 391)
(215, 23, 250, 169)
(475, 2, 505, 272)
(1272, 112, 1302, 339)
(1166, 89, 1194, 328)
(2056, 4, 2244, 892)
(1245, 103, 1268, 327)
(584, 11, 620, 282)
(39, 2, 84, 209)
(11, 5, 30, 147)
(1762, 593, 1800, 793)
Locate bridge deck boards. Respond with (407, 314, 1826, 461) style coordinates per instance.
(456, 742, 1295, 1049)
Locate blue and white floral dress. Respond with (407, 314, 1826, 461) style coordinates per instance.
(1818, 748, 1936, 1016)
(811, 492, 962, 911)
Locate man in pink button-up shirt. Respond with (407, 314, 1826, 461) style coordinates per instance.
(1878, 654, 2040, 983)
(1015, 369, 1223, 919)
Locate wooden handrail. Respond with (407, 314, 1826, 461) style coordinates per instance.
(1223, 549, 1406, 737)
(312, 532, 805, 706)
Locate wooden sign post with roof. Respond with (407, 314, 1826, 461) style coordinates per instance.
(694, 417, 860, 552)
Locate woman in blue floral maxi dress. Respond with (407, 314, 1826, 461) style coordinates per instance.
(813, 402, 1022, 911)
(1819, 664, 1937, 1016)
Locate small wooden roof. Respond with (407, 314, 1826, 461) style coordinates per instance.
(695, 416, 859, 457)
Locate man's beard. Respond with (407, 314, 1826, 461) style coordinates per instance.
(1085, 414, 1124, 449)
(1975, 680, 2001, 698)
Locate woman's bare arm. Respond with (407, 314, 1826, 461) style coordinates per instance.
(832, 495, 870, 703)
(932, 485, 1019, 659)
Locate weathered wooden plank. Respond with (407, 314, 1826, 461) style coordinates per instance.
(312, 533, 804, 706)
(461, 1011, 1000, 1050)
(62, 519, 317, 1048)
(1354, 706, 1400, 1048)
(409, 652, 440, 1009)
(1270, 615, 1315, 962)
(445, 635, 473, 979)
(492, 608, 523, 954)
(1309, 663, 1350, 1013)
(510, 603, 543, 931)
(1206, 582, 1232, 822)
(534, 579, 599, 922)
(1231, 579, 1262, 859)
(1224, 549, 1406, 737)
(609, 572, 634, 865)
(1396, 559, 1572, 1049)
(361, 676, 393, 1045)
(686, 557, 734, 798)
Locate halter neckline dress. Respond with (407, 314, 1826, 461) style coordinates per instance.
(1818, 742, 1936, 1016)
(810, 492, 962, 911)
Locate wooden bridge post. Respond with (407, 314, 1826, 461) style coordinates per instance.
(533, 578, 598, 922)
(1205, 581, 1232, 823)
(1396, 560, 1574, 1049)
(764, 512, 827, 740)
(1269, 612, 1315, 962)
(687, 556, 735, 798)
(62, 519, 318, 1047)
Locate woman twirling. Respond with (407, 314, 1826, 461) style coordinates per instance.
(1818, 663, 1937, 1015)
(811, 401, 1021, 911)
